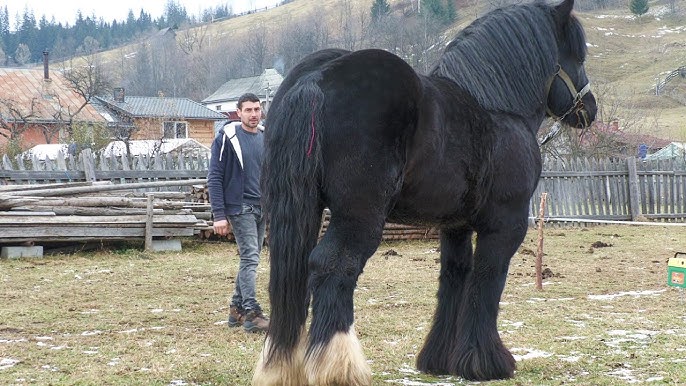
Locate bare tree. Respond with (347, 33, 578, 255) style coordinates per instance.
(246, 23, 269, 75)
(274, 11, 332, 74)
(61, 54, 113, 137)
(178, 23, 209, 54)
(0, 98, 37, 143)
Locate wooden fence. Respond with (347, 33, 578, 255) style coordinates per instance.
(2, 151, 685, 224)
(0, 149, 209, 186)
(531, 157, 686, 222)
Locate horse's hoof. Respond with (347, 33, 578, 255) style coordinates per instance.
(305, 327, 372, 386)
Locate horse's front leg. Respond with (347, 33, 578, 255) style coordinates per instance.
(416, 227, 474, 373)
(446, 213, 528, 381)
(304, 216, 382, 386)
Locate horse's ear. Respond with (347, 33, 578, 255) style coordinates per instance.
(554, 0, 574, 23)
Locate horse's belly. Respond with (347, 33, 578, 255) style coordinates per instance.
(387, 185, 469, 226)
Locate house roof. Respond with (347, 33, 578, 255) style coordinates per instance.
(0, 68, 104, 123)
(644, 142, 686, 160)
(202, 68, 283, 105)
(95, 96, 225, 120)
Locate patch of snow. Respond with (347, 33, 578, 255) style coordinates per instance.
(386, 380, 455, 386)
(608, 367, 640, 383)
(557, 335, 587, 341)
(0, 338, 27, 344)
(81, 330, 102, 336)
(398, 364, 420, 374)
(587, 289, 665, 300)
(0, 358, 20, 370)
(511, 347, 552, 361)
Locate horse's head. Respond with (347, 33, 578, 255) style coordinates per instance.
(545, 0, 597, 128)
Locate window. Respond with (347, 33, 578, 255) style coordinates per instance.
(215, 105, 222, 111)
(163, 121, 188, 139)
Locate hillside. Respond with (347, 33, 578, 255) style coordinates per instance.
(72, 0, 686, 142)
(577, 5, 686, 140)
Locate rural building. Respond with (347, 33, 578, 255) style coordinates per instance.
(0, 53, 105, 148)
(94, 90, 226, 148)
(201, 68, 283, 120)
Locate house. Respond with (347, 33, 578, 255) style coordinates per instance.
(94, 89, 226, 148)
(583, 120, 673, 158)
(644, 142, 686, 161)
(0, 52, 105, 147)
(201, 68, 283, 120)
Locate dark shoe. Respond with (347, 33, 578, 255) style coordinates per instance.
(243, 310, 269, 333)
(228, 305, 245, 327)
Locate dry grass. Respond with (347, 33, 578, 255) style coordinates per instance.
(2, 225, 685, 385)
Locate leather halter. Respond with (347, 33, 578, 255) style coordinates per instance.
(545, 64, 591, 125)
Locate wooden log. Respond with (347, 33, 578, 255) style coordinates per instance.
(0, 214, 198, 226)
(0, 226, 195, 241)
(0, 195, 197, 210)
(9, 178, 207, 197)
(9, 206, 163, 216)
(0, 181, 112, 193)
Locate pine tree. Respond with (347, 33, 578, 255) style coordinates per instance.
(629, 0, 649, 18)
(371, 0, 391, 22)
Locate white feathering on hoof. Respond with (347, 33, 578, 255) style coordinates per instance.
(304, 325, 372, 386)
(252, 332, 308, 386)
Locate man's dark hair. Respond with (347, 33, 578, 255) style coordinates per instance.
(237, 93, 260, 110)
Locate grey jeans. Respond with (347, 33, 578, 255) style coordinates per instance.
(228, 203, 266, 312)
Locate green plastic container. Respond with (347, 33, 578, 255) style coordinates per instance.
(667, 253, 686, 288)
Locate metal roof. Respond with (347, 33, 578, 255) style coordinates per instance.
(202, 68, 283, 104)
(95, 96, 226, 120)
(0, 68, 105, 123)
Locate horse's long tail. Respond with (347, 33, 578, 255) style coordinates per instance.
(262, 74, 324, 364)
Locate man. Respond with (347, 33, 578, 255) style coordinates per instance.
(207, 93, 269, 333)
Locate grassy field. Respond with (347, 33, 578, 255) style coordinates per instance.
(1, 224, 685, 385)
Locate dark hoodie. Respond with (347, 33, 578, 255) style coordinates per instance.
(207, 121, 265, 221)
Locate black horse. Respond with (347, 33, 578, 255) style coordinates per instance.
(255, 0, 596, 384)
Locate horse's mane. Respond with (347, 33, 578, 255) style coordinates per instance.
(431, 1, 587, 116)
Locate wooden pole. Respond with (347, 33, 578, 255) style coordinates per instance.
(626, 156, 642, 221)
(536, 192, 548, 291)
(145, 194, 154, 251)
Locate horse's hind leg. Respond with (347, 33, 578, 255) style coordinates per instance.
(416, 227, 474, 373)
(303, 213, 385, 385)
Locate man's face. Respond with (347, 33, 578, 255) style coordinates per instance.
(237, 101, 261, 130)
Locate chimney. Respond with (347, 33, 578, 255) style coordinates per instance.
(113, 87, 125, 103)
(43, 50, 49, 80)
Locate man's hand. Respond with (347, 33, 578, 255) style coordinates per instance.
(213, 219, 230, 235)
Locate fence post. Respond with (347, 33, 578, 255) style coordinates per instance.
(145, 194, 154, 251)
(627, 157, 642, 221)
(81, 148, 97, 182)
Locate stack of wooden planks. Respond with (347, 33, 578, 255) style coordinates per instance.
(0, 180, 210, 246)
(318, 209, 439, 241)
